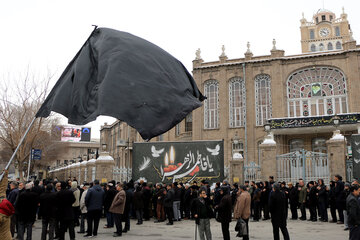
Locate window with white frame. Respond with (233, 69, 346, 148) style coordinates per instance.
(204, 80, 219, 129)
(336, 41, 342, 49)
(185, 113, 192, 132)
(289, 139, 304, 152)
(255, 74, 272, 126)
(312, 138, 327, 153)
(229, 77, 245, 127)
(328, 42, 333, 50)
(287, 67, 348, 117)
(311, 44, 316, 52)
(335, 26, 340, 36)
(310, 30, 315, 39)
(232, 141, 244, 158)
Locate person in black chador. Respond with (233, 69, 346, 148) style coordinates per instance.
(269, 183, 290, 240)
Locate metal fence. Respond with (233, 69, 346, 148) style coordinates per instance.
(276, 149, 329, 184)
(113, 167, 132, 182)
(244, 161, 261, 182)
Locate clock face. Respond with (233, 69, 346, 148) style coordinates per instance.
(319, 28, 330, 37)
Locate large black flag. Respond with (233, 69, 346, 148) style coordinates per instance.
(36, 27, 205, 140)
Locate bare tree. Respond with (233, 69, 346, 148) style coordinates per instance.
(0, 69, 64, 180)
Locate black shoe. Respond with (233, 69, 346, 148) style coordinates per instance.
(84, 234, 93, 238)
(113, 233, 122, 237)
(166, 222, 173, 225)
(122, 228, 127, 233)
(78, 231, 85, 233)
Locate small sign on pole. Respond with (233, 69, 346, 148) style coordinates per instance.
(32, 149, 42, 160)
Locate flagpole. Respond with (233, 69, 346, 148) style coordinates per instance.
(0, 117, 37, 182)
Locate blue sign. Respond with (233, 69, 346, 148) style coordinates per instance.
(32, 149, 42, 160)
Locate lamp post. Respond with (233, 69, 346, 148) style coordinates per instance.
(264, 121, 271, 134)
(332, 114, 340, 128)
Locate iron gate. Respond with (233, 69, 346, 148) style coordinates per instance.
(276, 149, 329, 184)
(244, 161, 261, 182)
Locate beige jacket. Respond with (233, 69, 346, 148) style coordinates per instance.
(80, 189, 88, 214)
(109, 190, 126, 214)
(233, 191, 251, 220)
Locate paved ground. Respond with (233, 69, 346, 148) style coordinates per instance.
(30, 216, 348, 240)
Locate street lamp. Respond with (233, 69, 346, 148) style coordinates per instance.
(264, 120, 271, 133)
(332, 114, 340, 127)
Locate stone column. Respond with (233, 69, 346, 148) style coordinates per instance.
(96, 152, 115, 183)
(87, 159, 96, 182)
(230, 158, 244, 184)
(259, 133, 277, 181)
(80, 161, 87, 183)
(74, 163, 81, 182)
(326, 130, 347, 179)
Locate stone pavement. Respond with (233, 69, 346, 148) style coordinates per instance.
(30, 217, 348, 240)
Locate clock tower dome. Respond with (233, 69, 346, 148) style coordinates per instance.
(300, 8, 352, 53)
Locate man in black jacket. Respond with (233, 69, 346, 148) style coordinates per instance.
(346, 185, 360, 240)
(193, 188, 213, 240)
(57, 181, 76, 240)
(39, 184, 57, 240)
(216, 186, 232, 240)
(85, 179, 105, 237)
(103, 182, 117, 228)
(164, 184, 174, 225)
(288, 182, 298, 220)
(269, 183, 290, 240)
(16, 183, 39, 240)
(334, 174, 345, 224)
(123, 182, 134, 232)
(308, 181, 318, 222)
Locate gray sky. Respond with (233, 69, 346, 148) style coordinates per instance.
(0, 0, 357, 138)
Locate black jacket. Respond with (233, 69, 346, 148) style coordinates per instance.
(39, 191, 57, 219)
(334, 181, 344, 203)
(57, 189, 76, 220)
(193, 197, 213, 221)
(104, 187, 117, 211)
(217, 194, 232, 223)
(133, 191, 144, 210)
(289, 186, 298, 205)
(318, 185, 328, 204)
(346, 193, 360, 227)
(16, 190, 39, 222)
(85, 185, 105, 211)
(163, 189, 174, 208)
(269, 190, 287, 226)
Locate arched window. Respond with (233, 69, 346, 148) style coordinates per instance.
(229, 77, 245, 127)
(336, 41, 342, 49)
(311, 44, 316, 52)
(312, 138, 327, 153)
(287, 66, 348, 117)
(289, 139, 304, 152)
(255, 74, 272, 126)
(328, 42, 333, 50)
(310, 30, 315, 39)
(319, 43, 324, 51)
(335, 26, 340, 36)
(204, 80, 219, 129)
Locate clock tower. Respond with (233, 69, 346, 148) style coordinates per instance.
(300, 8, 352, 53)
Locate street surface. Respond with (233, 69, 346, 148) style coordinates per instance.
(30, 217, 347, 240)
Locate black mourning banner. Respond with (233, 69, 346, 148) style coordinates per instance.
(351, 134, 360, 180)
(35, 27, 205, 140)
(132, 141, 224, 184)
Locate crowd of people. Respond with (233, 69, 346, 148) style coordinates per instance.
(4, 174, 360, 240)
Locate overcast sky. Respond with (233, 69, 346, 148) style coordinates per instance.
(0, 0, 358, 139)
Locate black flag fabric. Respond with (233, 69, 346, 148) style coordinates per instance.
(36, 27, 205, 140)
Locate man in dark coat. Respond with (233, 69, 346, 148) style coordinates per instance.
(346, 184, 360, 240)
(307, 181, 318, 221)
(7, 181, 18, 238)
(317, 179, 328, 222)
(269, 183, 290, 240)
(288, 182, 298, 220)
(193, 188, 213, 240)
(123, 182, 134, 232)
(334, 174, 345, 223)
(16, 183, 39, 240)
(164, 184, 175, 225)
(85, 179, 105, 237)
(216, 186, 232, 240)
(103, 182, 117, 228)
(57, 181, 76, 240)
(133, 186, 144, 225)
(39, 184, 57, 240)
(141, 182, 152, 221)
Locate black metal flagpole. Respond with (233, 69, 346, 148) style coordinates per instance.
(0, 117, 37, 181)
